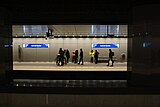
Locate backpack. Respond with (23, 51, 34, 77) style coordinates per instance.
(112, 52, 114, 56)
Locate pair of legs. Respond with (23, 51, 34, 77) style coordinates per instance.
(66, 57, 70, 63)
(107, 58, 114, 66)
(72, 56, 75, 63)
(78, 57, 83, 65)
(95, 57, 98, 64)
(74, 56, 78, 63)
(90, 57, 94, 63)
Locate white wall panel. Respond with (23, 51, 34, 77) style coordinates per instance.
(36, 48, 50, 61)
(63, 38, 78, 44)
(13, 38, 128, 62)
(37, 38, 50, 43)
(36, 38, 50, 61)
(22, 48, 36, 61)
(53, 38, 64, 44)
(49, 40, 56, 62)
(12, 43, 18, 61)
(78, 38, 91, 44)
(91, 38, 105, 43)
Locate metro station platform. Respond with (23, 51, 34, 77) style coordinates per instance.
(13, 61, 127, 71)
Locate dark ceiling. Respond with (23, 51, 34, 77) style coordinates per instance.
(0, 0, 159, 24)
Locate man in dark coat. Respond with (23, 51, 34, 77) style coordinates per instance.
(78, 48, 84, 65)
(107, 49, 114, 66)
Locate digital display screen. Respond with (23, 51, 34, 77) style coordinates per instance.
(23, 44, 49, 48)
(92, 44, 119, 48)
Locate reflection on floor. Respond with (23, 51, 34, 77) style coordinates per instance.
(13, 61, 127, 71)
(13, 79, 127, 88)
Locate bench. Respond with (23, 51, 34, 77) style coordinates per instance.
(98, 56, 117, 63)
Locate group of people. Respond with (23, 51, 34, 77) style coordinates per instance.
(89, 49, 99, 64)
(56, 48, 70, 66)
(71, 49, 84, 65)
(56, 48, 84, 66)
(89, 49, 114, 66)
(56, 48, 114, 66)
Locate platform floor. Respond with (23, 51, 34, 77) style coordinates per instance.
(13, 61, 127, 71)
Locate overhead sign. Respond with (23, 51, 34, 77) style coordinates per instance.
(92, 44, 119, 48)
(23, 44, 49, 48)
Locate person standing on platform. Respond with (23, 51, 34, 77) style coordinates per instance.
(107, 49, 114, 66)
(94, 50, 99, 64)
(64, 49, 67, 64)
(78, 48, 84, 65)
(71, 50, 75, 63)
(59, 48, 64, 66)
(18, 45, 22, 62)
(74, 49, 78, 63)
(66, 49, 70, 63)
(89, 50, 94, 63)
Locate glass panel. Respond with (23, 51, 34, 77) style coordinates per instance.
(12, 25, 128, 71)
(23, 25, 48, 35)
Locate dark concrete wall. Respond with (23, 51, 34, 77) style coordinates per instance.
(0, 8, 12, 85)
(1, 93, 160, 107)
(129, 4, 160, 87)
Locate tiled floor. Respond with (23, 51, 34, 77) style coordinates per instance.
(13, 61, 127, 71)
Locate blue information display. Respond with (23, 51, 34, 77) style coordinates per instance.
(92, 44, 119, 48)
(23, 44, 49, 48)
(4, 44, 12, 48)
(143, 42, 151, 48)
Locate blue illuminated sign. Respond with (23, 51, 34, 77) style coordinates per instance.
(23, 44, 49, 48)
(92, 44, 119, 48)
(4, 44, 12, 48)
(143, 42, 151, 48)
